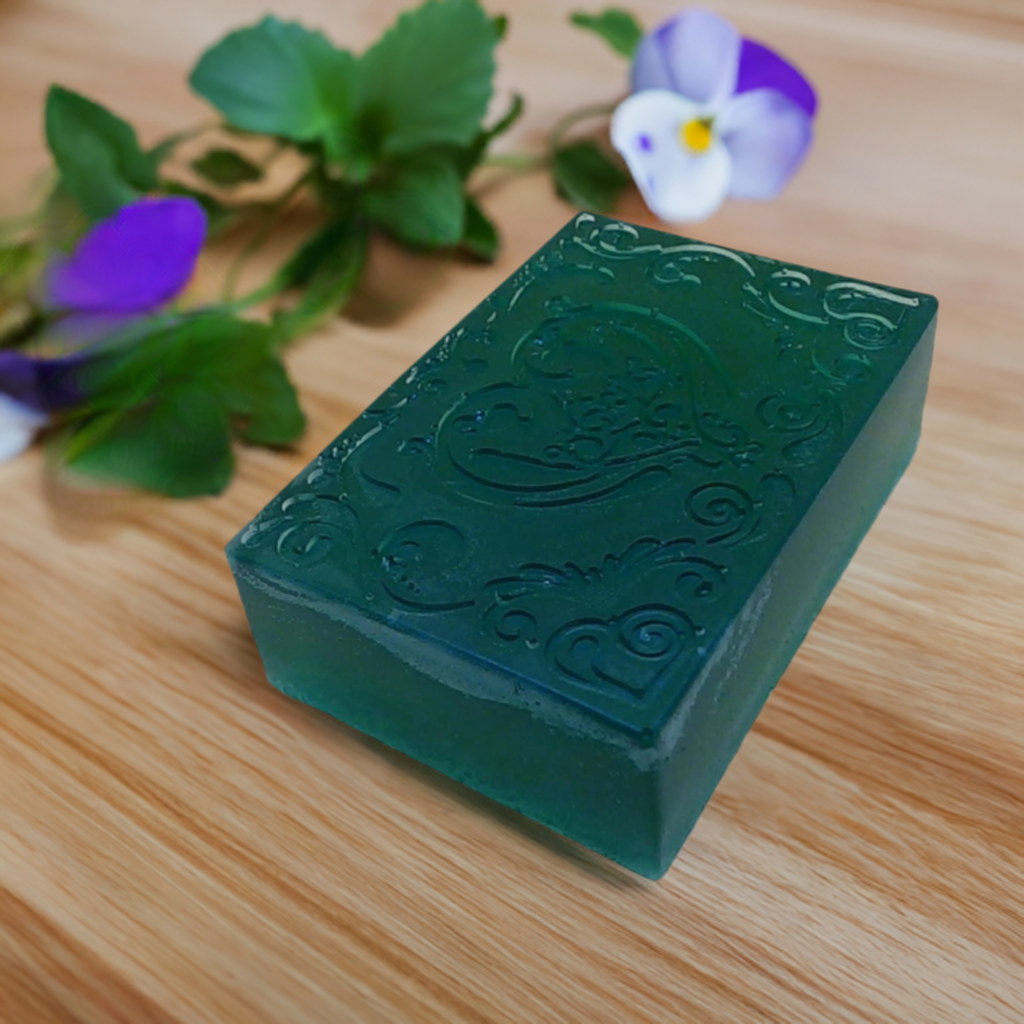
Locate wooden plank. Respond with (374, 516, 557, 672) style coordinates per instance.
(1, 1, 1022, 1020)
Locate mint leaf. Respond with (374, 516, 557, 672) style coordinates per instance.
(461, 196, 498, 261)
(272, 219, 369, 340)
(553, 140, 629, 212)
(570, 9, 644, 58)
(163, 315, 303, 442)
(271, 222, 351, 292)
(191, 148, 263, 187)
(190, 17, 356, 142)
(62, 313, 305, 496)
(363, 154, 465, 248)
(224, 357, 305, 446)
(195, 316, 305, 443)
(66, 384, 235, 498)
(44, 86, 158, 221)
(357, 0, 498, 157)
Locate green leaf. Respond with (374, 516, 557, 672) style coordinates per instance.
(191, 148, 263, 187)
(272, 218, 370, 341)
(189, 17, 356, 142)
(165, 316, 302, 436)
(357, 0, 498, 157)
(223, 357, 305, 445)
(460, 196, 498, 262)
(44, 86, 158, 221)
(493, 14, 509, 40)
(65, 384, 235, 498)
(570, 9, 644, 58)
(191, 315, 305, 443)
(552, 140, 629, 212)
(61, 312, 305, 496)
(363, 153, 465, 248)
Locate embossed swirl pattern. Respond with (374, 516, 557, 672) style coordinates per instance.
(239, 215, 923, 708)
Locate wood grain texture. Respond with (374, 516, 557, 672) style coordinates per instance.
(2, 0, 1023, 1021)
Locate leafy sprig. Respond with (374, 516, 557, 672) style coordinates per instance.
(186, 0, 516, 331)
(1, 1, 646, 500)
(44, 86, 160, 222)
(569, 8, 643, 59)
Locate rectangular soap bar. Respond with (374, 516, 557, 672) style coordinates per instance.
(227, 214, 937, 879)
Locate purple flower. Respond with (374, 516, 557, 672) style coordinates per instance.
(45, 195, 207, 342)
(0, 196, 205, 461)
(0, 349, 86, 461)
(611, 8, 817, 222)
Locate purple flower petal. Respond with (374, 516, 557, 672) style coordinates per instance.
(0, 350, 48, 412)
(0, 349, 88, 413)
(49, 311, 141, 350)
(718, 89, 814, 199)
(736, 38, 817, 117)
(632, 8, 741, 107)
(47, 196, 207, 315)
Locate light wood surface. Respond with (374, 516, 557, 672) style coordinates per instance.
(2, 1, 1023, 1021)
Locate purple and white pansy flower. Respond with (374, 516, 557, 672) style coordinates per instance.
(0, 195, 206, 462)
(611, 7, 817, 222)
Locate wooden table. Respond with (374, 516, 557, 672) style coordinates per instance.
(2, 1, 1023, 1020)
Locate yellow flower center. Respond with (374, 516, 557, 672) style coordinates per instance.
(680, 118, 714, 153)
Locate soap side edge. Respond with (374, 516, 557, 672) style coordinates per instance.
(651, 309, 937, 875)
(225, 551, 667, 878)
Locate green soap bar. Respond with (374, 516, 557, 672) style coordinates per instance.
(227, 214, 937, 879)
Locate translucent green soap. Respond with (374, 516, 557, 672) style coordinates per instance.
(227, 214, 937, 879)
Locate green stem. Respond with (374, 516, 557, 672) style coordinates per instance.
(481, 153, 548, 172)
(271, 217, 370, 348)
(547, 99, 622, 155)
(60, 408, 125, 467)
(226, 273, 290, 314)
(221, 173, 309, 301)
(475, 98, 623, 181)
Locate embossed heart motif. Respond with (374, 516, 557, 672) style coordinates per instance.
(548, 605, 696, 698)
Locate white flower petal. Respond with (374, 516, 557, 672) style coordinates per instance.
(611, 91, 732, 223)
(717, 89, 814, 199)
(632, 9, 741, 109)
(0, 394, 47, 463)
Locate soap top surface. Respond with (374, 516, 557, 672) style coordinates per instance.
(231, 213, 937, 738)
